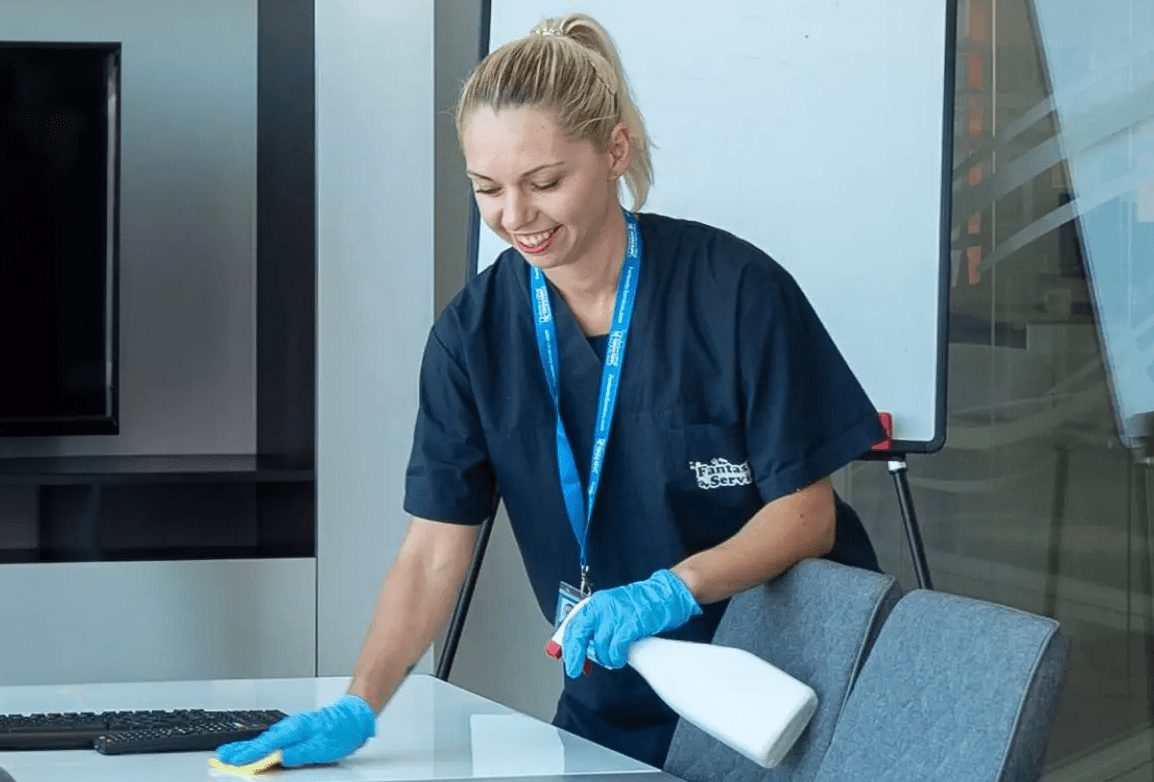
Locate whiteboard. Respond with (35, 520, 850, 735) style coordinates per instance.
(472, 0, 956, 452)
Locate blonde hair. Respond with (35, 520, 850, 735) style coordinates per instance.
(455, 13, 653, 212)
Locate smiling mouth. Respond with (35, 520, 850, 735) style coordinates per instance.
(513, 227, 559, 254)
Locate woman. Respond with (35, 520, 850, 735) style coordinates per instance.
(218, 11, 885, 770)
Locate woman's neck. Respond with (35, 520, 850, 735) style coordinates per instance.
(544, 209, 627, 316)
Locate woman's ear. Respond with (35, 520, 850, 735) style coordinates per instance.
(607, 122, 632, 179)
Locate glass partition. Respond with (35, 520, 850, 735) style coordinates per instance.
(847, 1, 1154, 777)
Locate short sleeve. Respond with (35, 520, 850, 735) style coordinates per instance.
(739, 264, 885, 503)
(403, 324, 497, 524)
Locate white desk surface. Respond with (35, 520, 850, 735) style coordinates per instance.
(0, 674, 671, 782)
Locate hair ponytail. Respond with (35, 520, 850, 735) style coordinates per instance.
(455, 13, 653, 211)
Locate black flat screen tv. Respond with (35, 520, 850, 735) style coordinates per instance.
(0, 42, 120, 436)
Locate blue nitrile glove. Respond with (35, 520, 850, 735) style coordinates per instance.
(215, 694, 376, 768)
(561, 569, 702, 678)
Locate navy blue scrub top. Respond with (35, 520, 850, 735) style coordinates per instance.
(404, 212, 886, 767)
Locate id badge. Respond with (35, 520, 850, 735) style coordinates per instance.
(553, 581, 588, 632)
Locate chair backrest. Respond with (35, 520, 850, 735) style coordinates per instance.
(663, 558, 902, 782)
(811, 589, 1069, 782)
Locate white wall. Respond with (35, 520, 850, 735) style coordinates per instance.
(315, 0, 436, 676)
(0, 560, 315, 686)
(0, 0, 318, 688)
(0, 0, 258, 459)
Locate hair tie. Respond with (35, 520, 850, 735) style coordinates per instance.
(536, 26, 565, 37)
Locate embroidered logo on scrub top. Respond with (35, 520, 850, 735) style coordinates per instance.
(689, 458, 753, 489)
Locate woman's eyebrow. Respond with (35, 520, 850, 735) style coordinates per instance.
(466, 161, 565, 181)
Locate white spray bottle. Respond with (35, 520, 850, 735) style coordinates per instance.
(546, 596, 818, 768)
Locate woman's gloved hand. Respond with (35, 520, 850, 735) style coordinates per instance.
(561, 569, 702, 678)
(215, 694, 376, 768)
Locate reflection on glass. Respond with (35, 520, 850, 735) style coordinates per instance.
(846, 1, 1154, 779)
(1032, 2, 1154, 447)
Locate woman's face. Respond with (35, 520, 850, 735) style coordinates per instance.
(461, 106, 627, 272)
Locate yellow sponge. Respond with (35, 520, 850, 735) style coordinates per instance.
(208, 749, 284, 776)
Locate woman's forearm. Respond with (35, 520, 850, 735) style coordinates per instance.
(347, 518, 479, 713)
(671, 478, 836, 605)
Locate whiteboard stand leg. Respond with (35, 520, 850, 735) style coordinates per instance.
(436, 500, 499, 682)
(1133, 453, 1154, 722)
(1137, 412, 1154, 716)
(887, 457, 934, 590)
(1042, 445, 1071, 618)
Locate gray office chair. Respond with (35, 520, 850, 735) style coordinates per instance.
(810, 589, 1069, 782)
(663, 558, 903, 782)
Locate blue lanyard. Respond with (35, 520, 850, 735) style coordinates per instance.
(530, 211, 642, 591)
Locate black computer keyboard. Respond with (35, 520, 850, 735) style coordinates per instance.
(93, 717, 281, 755)
(0, 709, 286, 752)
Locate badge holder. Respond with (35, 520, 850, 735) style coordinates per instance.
(554, 562, 591, 627)
(553, 581, 587, 631)
(552, 566, 593, 676)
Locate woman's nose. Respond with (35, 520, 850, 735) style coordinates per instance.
(502, 188, 533, 232)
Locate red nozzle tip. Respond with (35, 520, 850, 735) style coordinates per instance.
(544, 642, 592, 674)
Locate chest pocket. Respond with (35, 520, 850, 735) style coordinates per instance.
(664, 416, 763, 522)
(656, 415, 762, 555)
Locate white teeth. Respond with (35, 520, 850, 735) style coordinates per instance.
(518, 228, 555, 248)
